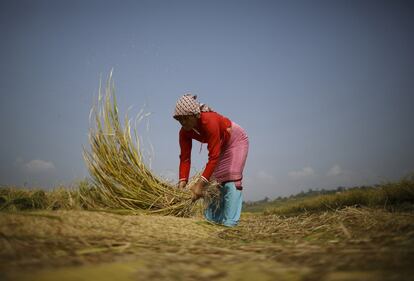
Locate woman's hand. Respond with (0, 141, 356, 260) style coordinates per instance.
(178, 180, 187, 189)
(190, 178, 208, 202)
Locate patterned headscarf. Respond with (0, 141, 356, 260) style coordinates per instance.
(173, 93, 212, 119)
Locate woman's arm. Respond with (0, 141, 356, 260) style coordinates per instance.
(179, 129, 192, 182)
(201, 119, 221, 182)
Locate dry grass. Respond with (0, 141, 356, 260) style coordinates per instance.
(230, 207, 414, 244)
(1, 207, 413, 281)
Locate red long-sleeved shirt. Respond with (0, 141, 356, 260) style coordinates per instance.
(179, 111, 232, 182)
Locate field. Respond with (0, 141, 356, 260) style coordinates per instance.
(3, 63, 413, 280)
(1, 200, 413, 281)
(1, 176, 414, 281)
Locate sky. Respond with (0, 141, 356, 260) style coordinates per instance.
(0, 0, 413, 201)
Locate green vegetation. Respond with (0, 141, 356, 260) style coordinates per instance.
(243, 176, 414, 215)
(0, 183, 84, 211)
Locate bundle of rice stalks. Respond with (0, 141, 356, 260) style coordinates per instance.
(83, 71, 219, 217)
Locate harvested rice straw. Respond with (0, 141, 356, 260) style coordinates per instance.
(83, 71, 220, 217)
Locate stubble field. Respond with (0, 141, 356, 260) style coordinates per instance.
(1, 206, 413, 281)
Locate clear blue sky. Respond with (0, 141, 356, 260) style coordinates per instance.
(1, 0, 413, 200)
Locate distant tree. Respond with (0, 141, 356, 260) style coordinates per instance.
(336, 186, 345, 192)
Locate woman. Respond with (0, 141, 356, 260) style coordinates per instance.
(173, 94, 249, 226)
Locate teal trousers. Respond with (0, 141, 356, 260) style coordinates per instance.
(204, 182, 243, 227)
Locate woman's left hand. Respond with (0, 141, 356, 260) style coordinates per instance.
(190, 179, 208, 202)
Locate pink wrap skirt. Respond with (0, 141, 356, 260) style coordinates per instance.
(211, 122, 249, 188)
